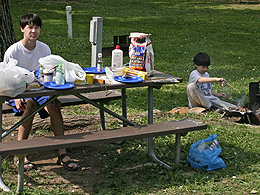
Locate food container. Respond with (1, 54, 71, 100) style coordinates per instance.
(43, 69, 53, 82)
(86, 74, 94, 85)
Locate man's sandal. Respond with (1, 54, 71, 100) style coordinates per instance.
(57, 153, 79, 171)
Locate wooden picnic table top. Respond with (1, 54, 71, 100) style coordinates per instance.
(0, 70, 182, 101)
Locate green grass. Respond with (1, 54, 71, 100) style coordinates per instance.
(2, 0, 260, 194)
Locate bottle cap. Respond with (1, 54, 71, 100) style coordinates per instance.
(98, 53, 102, 58)
(116, 45, 120, 49)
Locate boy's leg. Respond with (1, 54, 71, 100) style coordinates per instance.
(16, 99, 37, 170)
(17, 99, 37, 141)
(210, 99, 236, 110)
(187, 82, 212, 109)
(45, 99, 78, 170)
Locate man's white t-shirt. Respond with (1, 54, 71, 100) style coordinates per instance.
(188, 70, 219, 107)
(3, 40, 51, 70)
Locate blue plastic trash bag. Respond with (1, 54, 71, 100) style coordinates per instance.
(187, 134, 226, 171)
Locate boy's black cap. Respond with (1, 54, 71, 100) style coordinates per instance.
(193, 52, 210, 66)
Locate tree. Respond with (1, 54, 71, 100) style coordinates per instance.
(0, 0, 15, 61)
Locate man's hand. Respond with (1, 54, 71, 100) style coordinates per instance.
(14, 98, 27, 111)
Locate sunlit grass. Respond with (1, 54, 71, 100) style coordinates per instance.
(4, 0, 260, 194)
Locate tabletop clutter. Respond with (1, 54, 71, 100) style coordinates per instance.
(0, 32, 160, 97)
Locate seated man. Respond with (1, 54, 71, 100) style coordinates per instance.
(4, 13, 78, 171)
(187, 52, 236, 111)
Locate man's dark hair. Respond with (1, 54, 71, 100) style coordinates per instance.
(20, 13, 42, 29)
(193, 52, 211, 66)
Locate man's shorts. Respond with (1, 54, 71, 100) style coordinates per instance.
(8, 96, 50, 119)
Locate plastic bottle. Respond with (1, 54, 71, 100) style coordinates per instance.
(37, 64, 44, 83)
(97, 53, 103, 72)
(55, 60, 65, 85)
(111, 45, 123, 68)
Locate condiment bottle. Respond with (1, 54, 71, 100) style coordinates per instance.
(111, 45, 123, 68)
(55, 61, 65, 85)
(97, 53, 103, 72)
(39, 64, 44, 76)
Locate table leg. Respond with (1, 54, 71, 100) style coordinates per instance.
(73, 93, 136, 126)
(0, 102, 12, 192)
(121, 89, 127, 127)
(16, 154, 25, 193)
(147, 86, 181, 171)
(99, 101, 105, 130)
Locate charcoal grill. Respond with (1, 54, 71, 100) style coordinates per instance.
(247, 81, 260, 125)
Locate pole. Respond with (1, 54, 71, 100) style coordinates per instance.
(66, 6, 73, 38)
(89, 17, 103, 67)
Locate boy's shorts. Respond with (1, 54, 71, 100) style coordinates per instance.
(8, 96, 50, 119)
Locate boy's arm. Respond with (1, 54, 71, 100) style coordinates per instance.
(198, 77, 225, 84)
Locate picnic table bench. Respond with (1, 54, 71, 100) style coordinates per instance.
(0, 119, 207, 193)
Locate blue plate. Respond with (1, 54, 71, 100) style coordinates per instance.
(83, 67, 106, 74)
(43, 82, 75, 90)
(113, 76, 143, 83)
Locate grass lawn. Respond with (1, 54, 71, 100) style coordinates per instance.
(1, 0, 260, 194)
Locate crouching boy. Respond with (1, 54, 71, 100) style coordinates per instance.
(187, 52, 236, 111)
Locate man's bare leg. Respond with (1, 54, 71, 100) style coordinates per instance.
(45, 100, 78, 170)
(16, 99, 37, 170)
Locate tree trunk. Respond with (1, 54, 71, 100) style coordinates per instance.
(0, 0, 16, 61)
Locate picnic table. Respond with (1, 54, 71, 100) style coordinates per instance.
(0, 70, 206, 193)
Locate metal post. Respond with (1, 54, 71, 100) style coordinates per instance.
(66, 6, 73, 38)
(89, 17, 103, 67)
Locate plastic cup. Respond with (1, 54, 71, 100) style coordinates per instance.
(86, 74, 94, 85)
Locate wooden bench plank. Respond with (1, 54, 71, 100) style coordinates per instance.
(2, 90, 122, 114)
(0, 119, 207, 155)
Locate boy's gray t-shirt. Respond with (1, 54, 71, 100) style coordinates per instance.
(188, 70, 219, 107)
(189, 70, 212, 96)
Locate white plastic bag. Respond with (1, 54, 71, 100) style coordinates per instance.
(0, 59, 34, 97)
(39, 54, 86, 83)
(129, 32, 154, 76)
